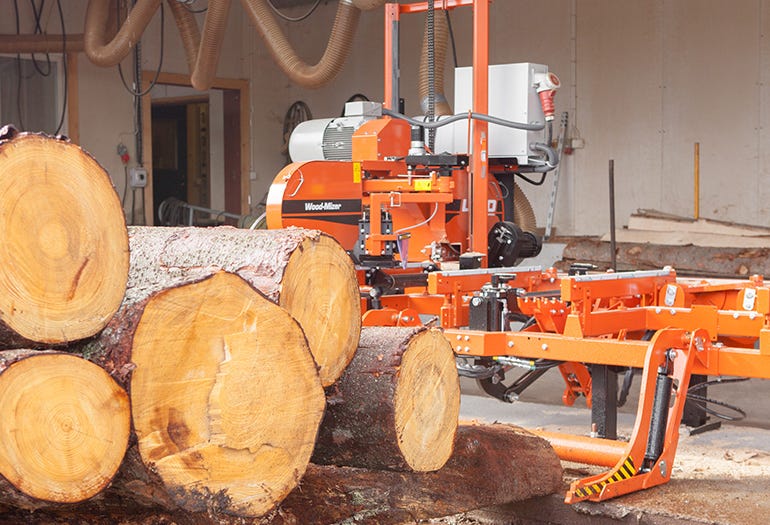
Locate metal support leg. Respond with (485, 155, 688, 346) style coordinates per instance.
(567, 328, 704, 503)
(590, 364, 618, 440)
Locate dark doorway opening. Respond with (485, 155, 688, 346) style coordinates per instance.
(151, 100, 211, 225)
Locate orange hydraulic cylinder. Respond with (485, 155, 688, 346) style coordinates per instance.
(532, 430, 626, 468)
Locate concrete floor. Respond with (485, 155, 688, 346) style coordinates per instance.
(457, 372, 770, 525)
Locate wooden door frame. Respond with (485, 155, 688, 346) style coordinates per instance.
(141, 71, 250, 225)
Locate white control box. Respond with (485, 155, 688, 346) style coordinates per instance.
(128, 166, 148, 188)
(435, 63, 548, 164)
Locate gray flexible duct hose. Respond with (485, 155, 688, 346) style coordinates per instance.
(512, 181, 537, 232)
(241, 0, 361, 89)
(84, 0, 161, 67)
(382, 107, 546, 132)
(419, 11, 451, 116)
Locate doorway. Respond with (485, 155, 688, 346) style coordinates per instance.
(141, 72, 249, 226)
(151, 100, 211, 224)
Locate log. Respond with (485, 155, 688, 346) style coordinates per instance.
(276, 424, 564, 524)
(0, 424, 563, 524)
(127, 271, 326, 517)
(0, 128, 128, 346)
(313, 326, 461, 472)
(0, 349, 130, 508)
(124, 225, 360, 386)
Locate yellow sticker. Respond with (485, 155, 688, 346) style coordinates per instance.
(353, 162, 362, 183)
(414, 179, 432, 191)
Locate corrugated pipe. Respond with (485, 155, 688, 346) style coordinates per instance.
(512, 181, 538, 233)
(84, 0, 161, 67)
(166, 0, 202, 77)
(192, 0, 232, 90)
(241, 0, 364, 89)
(419, 10, 451, 116)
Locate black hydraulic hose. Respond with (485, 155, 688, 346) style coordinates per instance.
(382, 107, 545, 131)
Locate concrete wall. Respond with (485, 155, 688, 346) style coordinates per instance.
(3, 1, 769, 234)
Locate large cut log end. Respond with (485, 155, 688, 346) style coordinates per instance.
(279, 233, 361, 386)
(0, 350, 130, 504)
(394, 328, 460, 471)
(315, 326, 460, 472)
(130, 271, 325, 517)
(0, 133, 128, 344)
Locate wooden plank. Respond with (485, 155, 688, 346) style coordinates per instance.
(628, 214, 770, 237)
(602, 229, 770, 248)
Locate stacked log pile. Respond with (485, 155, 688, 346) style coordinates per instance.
(0, 131, 563, 524)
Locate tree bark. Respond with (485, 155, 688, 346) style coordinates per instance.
(121, 225, 359, 386)
(313, 326, 461, 472)
(0, 424, 563, 524)
(124, 271, 326, 518)
(278, 424, 563, 524)
(0, 129, 128, 347)
(0, 349, 130, 509)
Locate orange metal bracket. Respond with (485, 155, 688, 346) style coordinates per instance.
(362, 307, 422, 327)
(565, 328, 704, 503)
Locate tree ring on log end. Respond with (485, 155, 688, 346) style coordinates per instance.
(280, 233, 361, 387)
(0, 352, 130, 502)
(0, 134, 129, 343)
(394, 329, 460, 471)
(130, 272, 325, 517)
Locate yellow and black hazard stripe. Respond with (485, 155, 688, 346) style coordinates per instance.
(572, 456, 637, 499)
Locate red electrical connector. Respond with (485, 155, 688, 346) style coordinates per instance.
(117, 143, 130, 165)
(535, 72, 561, 121)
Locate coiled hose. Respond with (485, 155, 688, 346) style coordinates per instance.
(85, 0, 388, 90)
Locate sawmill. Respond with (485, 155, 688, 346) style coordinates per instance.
(0, 1, 769, 524)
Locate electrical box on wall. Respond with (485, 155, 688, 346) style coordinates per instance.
(129, 167, 147, 188)
(435, 63, 549, 165)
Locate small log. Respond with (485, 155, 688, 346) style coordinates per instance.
(124, 225, 360, 386)
(127, 272, 326, 517)
(313, 326, 461, 472)
(0, 129, 128, 346)
(0, 349, 130, 508)
(276, 424, 564, 524)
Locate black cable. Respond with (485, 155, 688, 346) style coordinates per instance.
(53, 0, 67, 135)
(427, 0, 435, 151)
(514, 172, 548, 186)
(14, 0, 26, 130)
(117, 1, 164, 97)
(29, 0, 52, 77)
(444, 10, 458, 69)
(266, 0, 323, 22)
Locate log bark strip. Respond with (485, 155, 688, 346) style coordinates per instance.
(0, 129, 128, 346)
(0, 424, 563, 524)
(313, 326, 460, 472)
(277, 423, 563, 524)
(128, 271, 326, 517)
(125, 225, 360, 386)
(0, 349, 130, 508)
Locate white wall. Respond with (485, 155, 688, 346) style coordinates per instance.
(5, 1, 770, 234)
